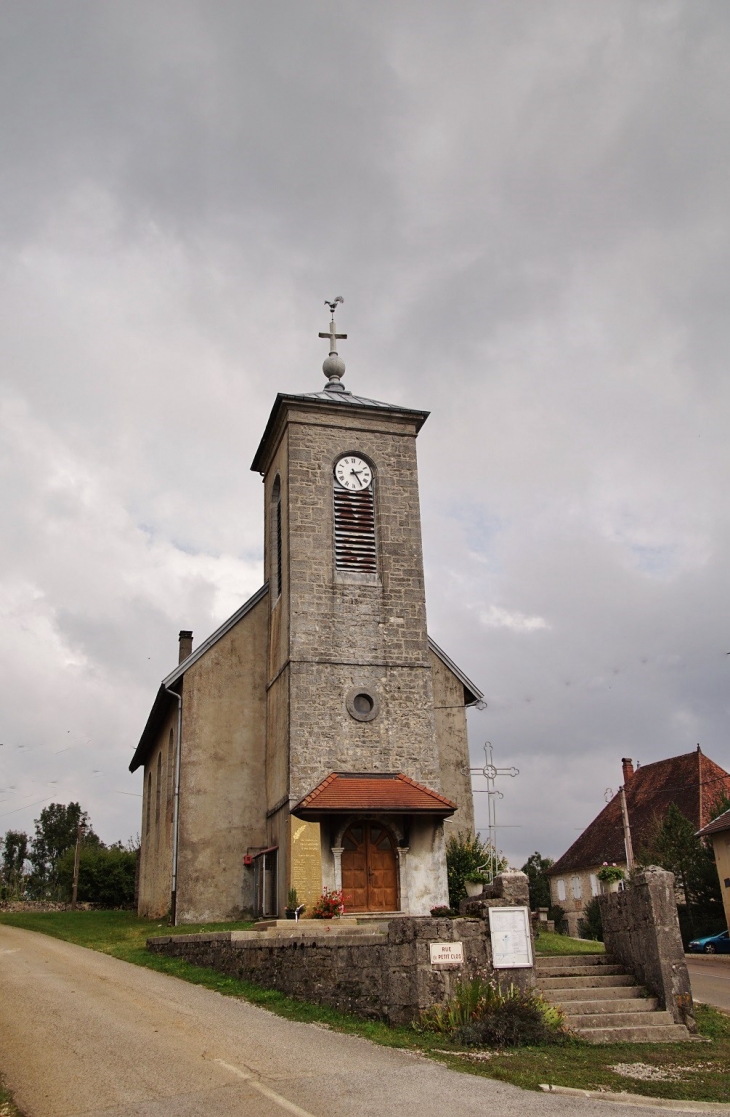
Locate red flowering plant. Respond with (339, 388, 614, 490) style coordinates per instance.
(311, 888, 345, 919)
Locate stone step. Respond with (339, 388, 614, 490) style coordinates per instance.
(535, 964, 627, 978)
(538, 973, 636, 990)
(573, 1023, 691, 1044)
(559, 996, 659, 1015)
(542, 984, 644, 1002)
(536, 954, 614, 968)
(566, 1009, 674, 1030)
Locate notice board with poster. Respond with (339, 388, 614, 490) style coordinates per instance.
(489, 906, 533, 968)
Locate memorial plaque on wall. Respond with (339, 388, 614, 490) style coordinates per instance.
(489, 906, 533, 968)
(290, 820, 322, 910)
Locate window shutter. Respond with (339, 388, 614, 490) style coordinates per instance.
(334, 487, 377, 572)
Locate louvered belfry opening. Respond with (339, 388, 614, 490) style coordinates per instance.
(334, 485, 377, 572)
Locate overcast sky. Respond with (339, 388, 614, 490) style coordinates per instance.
(1, 1, 729, 867)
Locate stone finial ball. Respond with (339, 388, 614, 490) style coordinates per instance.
(323, 353, 346, 380)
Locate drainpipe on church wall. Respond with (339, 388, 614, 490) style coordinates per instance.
(165, 686, 183, 925)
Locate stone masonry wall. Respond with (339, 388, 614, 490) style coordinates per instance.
(283, 406, 441, 802)
(148, 913, 533, 1026)
(599, 866, 696, 1032)
(148, 917, 482, 1025)
(149, 874, 536, 1024)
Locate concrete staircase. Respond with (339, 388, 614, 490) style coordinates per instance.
(536, 955, 692, 1043)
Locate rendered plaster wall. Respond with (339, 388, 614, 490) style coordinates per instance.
(405, 818, 449, 914)
(549, 865, 611, 934)
(430, 649, 475, 836)
(148, 914, 526, 1025)
(176, 594, 269, 923)
(138, 706, 178, 919)
(709, 831, 730, 931)
(599, 867, 696, 1032)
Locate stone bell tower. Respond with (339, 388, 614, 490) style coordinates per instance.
(131, 298, 479, 925)
(250, 299, 468, 917)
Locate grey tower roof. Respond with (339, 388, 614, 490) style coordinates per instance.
(250, 389, 429, 473)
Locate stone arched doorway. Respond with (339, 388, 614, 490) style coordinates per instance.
(341, 820, 398, 912)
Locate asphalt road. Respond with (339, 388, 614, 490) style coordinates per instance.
(0, 925, 705, 1117)
(686, 954, 730, 1013)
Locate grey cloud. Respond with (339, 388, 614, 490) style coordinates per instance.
(0, 1, 728, 858)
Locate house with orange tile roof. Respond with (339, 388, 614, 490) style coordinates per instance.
(548, 747, 730, 936)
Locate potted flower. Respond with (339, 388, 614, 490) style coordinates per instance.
(311, 888, 345, 919)
(285, 888, 305, 920)
(597, 864, 625, 893)
(464, 870, 489, 898)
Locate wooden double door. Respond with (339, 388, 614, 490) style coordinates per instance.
(341, 821, 398, 912)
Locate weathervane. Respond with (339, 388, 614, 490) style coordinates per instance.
(319, 296, 347, 392)
(466, 742, 519, 884)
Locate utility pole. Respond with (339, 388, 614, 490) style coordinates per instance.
(619, 785, 634, 871)
(71, 820, 85, 911)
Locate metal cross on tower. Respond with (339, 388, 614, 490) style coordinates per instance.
(467, 742, 519, 884)
(319, 297, 348, 390)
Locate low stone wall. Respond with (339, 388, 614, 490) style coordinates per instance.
(148, 912, 534, 1025)
(0, 901, 97, 913)
(598, 866, 696, 1033)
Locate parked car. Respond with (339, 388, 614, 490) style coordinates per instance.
(687, 930, 730, 954)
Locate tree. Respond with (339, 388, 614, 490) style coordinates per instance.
(446, 832, 507, 909)
(28, 803, 100, 898)
(1, 830, 29, 899)
(521, 851, 554, 910)
(577, 896, 603, 941)
(638, 802, 723, 941)
(709, 790, 730, 822)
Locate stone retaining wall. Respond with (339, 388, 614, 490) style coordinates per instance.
(598, 866, 696, 1033)
(148, 913, 533, 1025)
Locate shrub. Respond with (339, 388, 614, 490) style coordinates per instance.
(548, 904, 567, 934)
(577, 896, 603, 941)
(454, 994, 566, 1047)
(430, 905, 456, 917)
(446, 833, 505, 908)
(310, 889, 344, 918)
(56, 845, 137, 907)
(416, 974, 501, 1033)
(416, 974, 567, 1047)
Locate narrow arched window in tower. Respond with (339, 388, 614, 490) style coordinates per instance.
(334, 455, 376, 572)
(167, 728, 174, 809)
(155, 751, 162, 833)
(146, 771, 152, 834)
(272, 476, 282, 598)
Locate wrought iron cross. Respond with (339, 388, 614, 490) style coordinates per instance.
(319, 296, 347, 355)
(466, 742, 519, 884)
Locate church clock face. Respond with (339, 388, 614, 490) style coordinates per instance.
(335, 455, 372, 491)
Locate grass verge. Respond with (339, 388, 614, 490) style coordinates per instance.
(534, 930, 605, 955)
(2, 911, 729, 1102)
(0, 1072, 25, 1117)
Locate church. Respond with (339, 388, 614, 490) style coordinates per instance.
(130, 301, 483, 923)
